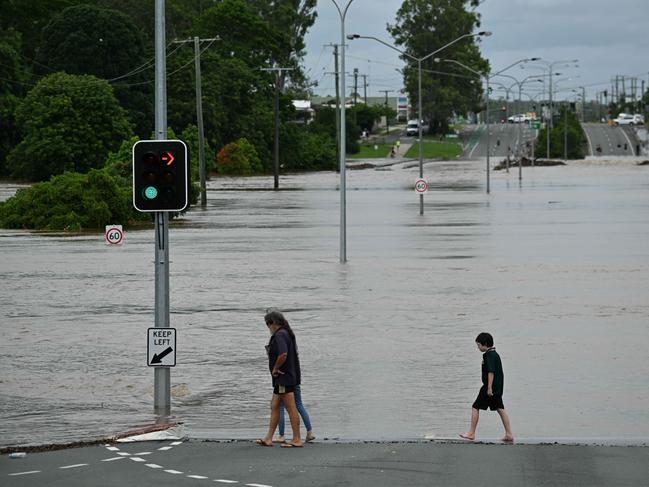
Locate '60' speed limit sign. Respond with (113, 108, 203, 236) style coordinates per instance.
(105, 225, 124, 246)
(414, 179, 429, 194)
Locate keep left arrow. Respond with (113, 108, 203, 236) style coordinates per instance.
(151, 346, 173, 364)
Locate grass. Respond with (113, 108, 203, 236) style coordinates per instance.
(404, 139, 463, 159)
(347, 143, 393, 159)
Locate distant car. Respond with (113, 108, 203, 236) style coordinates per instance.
(406, 119, 428, 136)
(613, 113, 642, 126)
(507, 114, 526, 123)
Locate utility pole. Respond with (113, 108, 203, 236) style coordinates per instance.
(261, 66, 294, 189)
(361, 74, 368, 104)
(173, 36, 218, 206)
(325, 44, 341, 172)
(380, 90, 394, 135)
(353, 68, 358, 125)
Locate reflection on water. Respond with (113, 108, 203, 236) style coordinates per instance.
(1, 160, 648, 447)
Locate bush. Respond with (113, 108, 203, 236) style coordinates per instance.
(7, 72, 132, 181)
(0, 169, 148, 231)
(281, 125, 336, 171)
(215, 137, 262, 175)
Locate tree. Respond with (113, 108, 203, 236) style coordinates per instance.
(534, 106, 586, 159)
(34, 4, 152, 136)
(7, 72, 133, 181)
(0, 29, 27, 176)
(388, 0, 488, 134)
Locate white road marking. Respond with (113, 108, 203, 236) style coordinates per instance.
(583, 127, 594, 156)
(170, 441, 184, 446)
(145, 463, 164, 469)
(214, 481, 239, 484)
(246, 483, 273, 487)
(8, 471, 41, 476)
(188, 475, 209, 479)
(617, 127, 635, 155)
(164, 469, 184, 474)
(117, 452, 131, 456)
(130, 457, 146, 462)
(134, 451, 152, 455)
(102, 457, 125, 462)
(59, 464, 88, 469)
(106, 446, 120, 451)
(158, 446, 173, 451)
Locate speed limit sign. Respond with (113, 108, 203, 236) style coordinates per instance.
(414, 178, 429, 194)
(105, 225, 124, 246)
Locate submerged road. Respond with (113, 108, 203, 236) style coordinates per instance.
(462, 123, 537, 159)
(581, 123, 640, 156)
(2, 440, 648, 487)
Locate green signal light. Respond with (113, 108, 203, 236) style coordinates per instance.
(143, 186, 158, 200)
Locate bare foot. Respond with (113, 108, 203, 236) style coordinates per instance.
(459, 432, 475, 440)
(255, 438, 273, 447)
(273, 436, 286, 443)
(306, 432, 316, 442)
(501, 435, 514, 443)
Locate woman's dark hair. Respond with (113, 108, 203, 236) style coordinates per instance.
(475, 332, 494, 347)
(264, 309, 295, 340)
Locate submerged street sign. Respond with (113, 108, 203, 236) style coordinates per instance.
(147, 328, 176, 367)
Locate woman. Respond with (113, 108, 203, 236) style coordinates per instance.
(256, 309, 303, 448)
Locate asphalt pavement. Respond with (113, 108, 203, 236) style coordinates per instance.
(3, 440, 648, 487)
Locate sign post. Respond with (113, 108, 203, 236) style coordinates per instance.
(415, 178, 429, 195)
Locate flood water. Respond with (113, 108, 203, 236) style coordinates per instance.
(1, 159, 648, 447)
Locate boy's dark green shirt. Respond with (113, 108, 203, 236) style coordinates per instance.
(481, 348, 504, 396)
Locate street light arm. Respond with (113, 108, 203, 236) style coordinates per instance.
(436, 58, 484, 78)
(347, 34, 417, 62)
(420, 31, 490, 62)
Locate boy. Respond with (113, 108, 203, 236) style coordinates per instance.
(460, 332, 514, 442)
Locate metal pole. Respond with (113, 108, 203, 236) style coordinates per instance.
(564, 104, 568, 160)
(334, 45, 340, 173)
(518, 83, 523, 181)
(154, 0, 170, 416)
(273, 71, 280, 189)
(418, 60, 424, 214)
(547, 69, 552, 159)
(194, 37, 207, 206)
(486, 76, 491, 194)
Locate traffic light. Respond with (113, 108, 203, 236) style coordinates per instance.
(133, 140, 189, 212)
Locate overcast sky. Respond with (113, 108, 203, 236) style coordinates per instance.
(303, 0, 649, 102)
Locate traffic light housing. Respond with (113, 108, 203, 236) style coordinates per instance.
(133, 140, 189, 212)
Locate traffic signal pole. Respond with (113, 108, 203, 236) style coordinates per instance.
(154, 0, 170, 417)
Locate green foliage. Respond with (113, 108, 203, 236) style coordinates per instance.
(388, 0, 488, 133)
(35, 5, 145, 80)
(311, 106, 360, 154)
(0, 168, 148, 231)
(181, 124, 215, 179)
(0, 29, 26, 176)
(7, 72, 133, 181)
(351, 104, 382, 133)
(281, 125, 336, 171)
(215, 138, 262, 175)
(534, 107, 586, 159)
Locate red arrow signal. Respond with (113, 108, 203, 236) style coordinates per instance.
(161, 151, 175, 166)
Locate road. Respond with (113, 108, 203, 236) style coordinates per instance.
(3, 440, 648, 487)
(581, 123, 640, 157)
(461, 123, 537, 159)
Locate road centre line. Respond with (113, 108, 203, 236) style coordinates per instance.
(59, 464, 88, 469)
(101, 457, 125, 462)
(246, 483, 274, 487)
(164, 469, 184, 474)
(188, 475, 209, 479)
(130, 457, 147, 462)
(214, 480, 239, 484)
(145, 463, 164, 469)
(8, 470, 41, 476)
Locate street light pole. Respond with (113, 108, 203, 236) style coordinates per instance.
(331, 0, 354, 263)
(436, 57, 539, 193)
(348, 31, 492, 212)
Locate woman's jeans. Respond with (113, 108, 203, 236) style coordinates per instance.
(278, 384, 312, 436)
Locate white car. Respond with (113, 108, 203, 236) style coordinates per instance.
(507, 114, 527, 123)
(614, 113, 643, 126)
(406, 119, 428, 136)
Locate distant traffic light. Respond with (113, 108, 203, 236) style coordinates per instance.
(133, 140, 189, 212)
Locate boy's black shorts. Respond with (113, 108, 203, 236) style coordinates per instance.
(472, 386, 505, 411)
